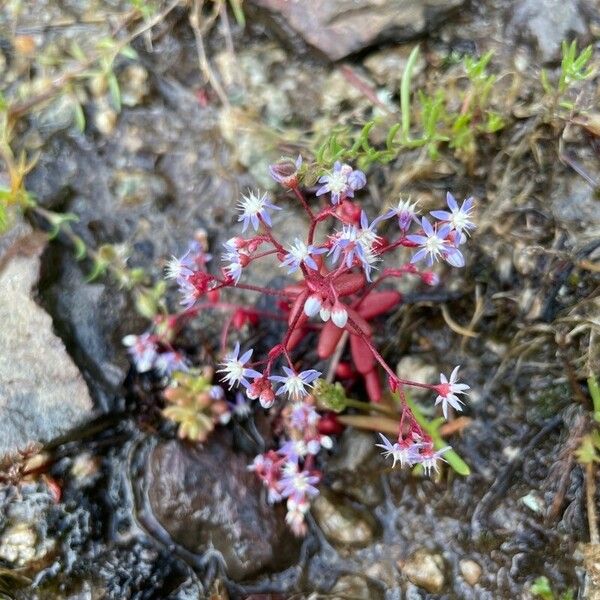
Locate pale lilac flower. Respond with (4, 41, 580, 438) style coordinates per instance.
(155, 351, 189, 376)
(328, 212, 381, 280)
(223, 260, 243, 284)
(285, 497, 310, 536)
(165, 252, 194, 281)
(376, 434, 422, 468)
(237, 190, 281, 232)
(316, 161, 366, 205)
(434, 365, 470, 419)
(228, 392, 253, 419)
(210, 385, 225, 400)
(178, 279, 202, 309)
(431, 192, 475, 235)
(218, 342, 262, 389)
(280, 463, 320, 503)
(270, 367, 322, 400)
(278, 439, 308, 462)
(281, 239, 327, 274)
(122, 333, 157, 373)
(415, 444, 451, 476)
(380, 198, 420, 232)
(289, 401, 320, 429)
(248, 452, 283, 503)
(407, 217, 465, 267)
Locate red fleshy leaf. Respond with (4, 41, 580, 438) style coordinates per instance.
(317, 321, 344, 359)
(357, 290, 402, 319)
(350, 333, 375, 374)
(364, 369, 382, 402)
(336, 273, 366, 297)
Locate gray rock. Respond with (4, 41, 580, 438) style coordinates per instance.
(460, 559, 483, 586)
(399, 549, 445, 593)
(249, 0, 465, 60)
(327, 429, 383, 506)
(330, 574, 384, 600)
(143, 434, 300, 580)
(0, 224, 94, 457)
(507, 0, 591, 62)
(311, 488, 376, 547)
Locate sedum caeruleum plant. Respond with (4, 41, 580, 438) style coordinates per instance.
(124, 157, 475, 536)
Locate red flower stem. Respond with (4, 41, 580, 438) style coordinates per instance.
(231, 282, 293, 297)
(292, 186, 315, 221)
(250, 249, 279, 261)
(258, 216, 286, 253)
(347, 316, 436, 391)
(220, 311, 235, 353)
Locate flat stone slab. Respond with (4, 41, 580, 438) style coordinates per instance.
(249, 0, 465, 60)
(0, 223, 94, 457)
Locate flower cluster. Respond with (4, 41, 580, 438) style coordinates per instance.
(249, 397, 330, 535)
(124, 157, 476, 533)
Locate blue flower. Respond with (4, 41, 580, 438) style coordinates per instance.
(155, 351, 189, 376)
(122, 333, 157, 373)
(430, 192, 475, 235)
(218, 342, 262, 389)
(328, 211, 380, 280)
(279, 462, 320, 503)
(270, 367, 321, 400)
(316, 161, 366, 205)
(237, 190, 281, 232)
(379, 198, 420, 232)
(406, 217, 465, 267)
(376, 434, 422, 468)
(281, 239, 327, 274)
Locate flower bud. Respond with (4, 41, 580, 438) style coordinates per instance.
(259, 387, 275, 409)
(268, 155, 302, 188)
(331, 302, 348, 328)
(319, 306, 331, 322)
(303, 294, 322, 317)
(421, 271, 440, 286)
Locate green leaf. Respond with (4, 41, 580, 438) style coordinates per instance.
(73, 101, 86, 132)
(107, 71, 121, 112)
(72, 235, 87, 260)
(228, 0, 246, 27)
(540, 69, 553, 95)
(588, 375, 600, 422)
(531, 576, 554, 600)
(119, 45, 138, 60)
(400, 46, 420, 143)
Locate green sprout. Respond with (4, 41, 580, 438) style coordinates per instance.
(531, 575, 574, 600)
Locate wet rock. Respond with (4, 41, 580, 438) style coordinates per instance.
(399, 549, 445, 593)
(363, 46, 427, 87)
(0, 522, 38, 565)
(396, 356, 438, 399)
(330, 574, 384, 600)
(93, 101, 117, 136)
(111, 170, 170, 207)
(327, 429, 383, 506)
(120, 64, 149, 108)
(311, 488, 376, 548)
(506, 0, 592, 62)
(143, 434, 300, 580)
(0, 482, 58, 568)
(38, 249, 140, 410)
(250, 0, 465, 61)
(460, 559, 483, 586)
(0, 223, 94, 456)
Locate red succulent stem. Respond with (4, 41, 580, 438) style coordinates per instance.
(292, 186, 315, 221)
